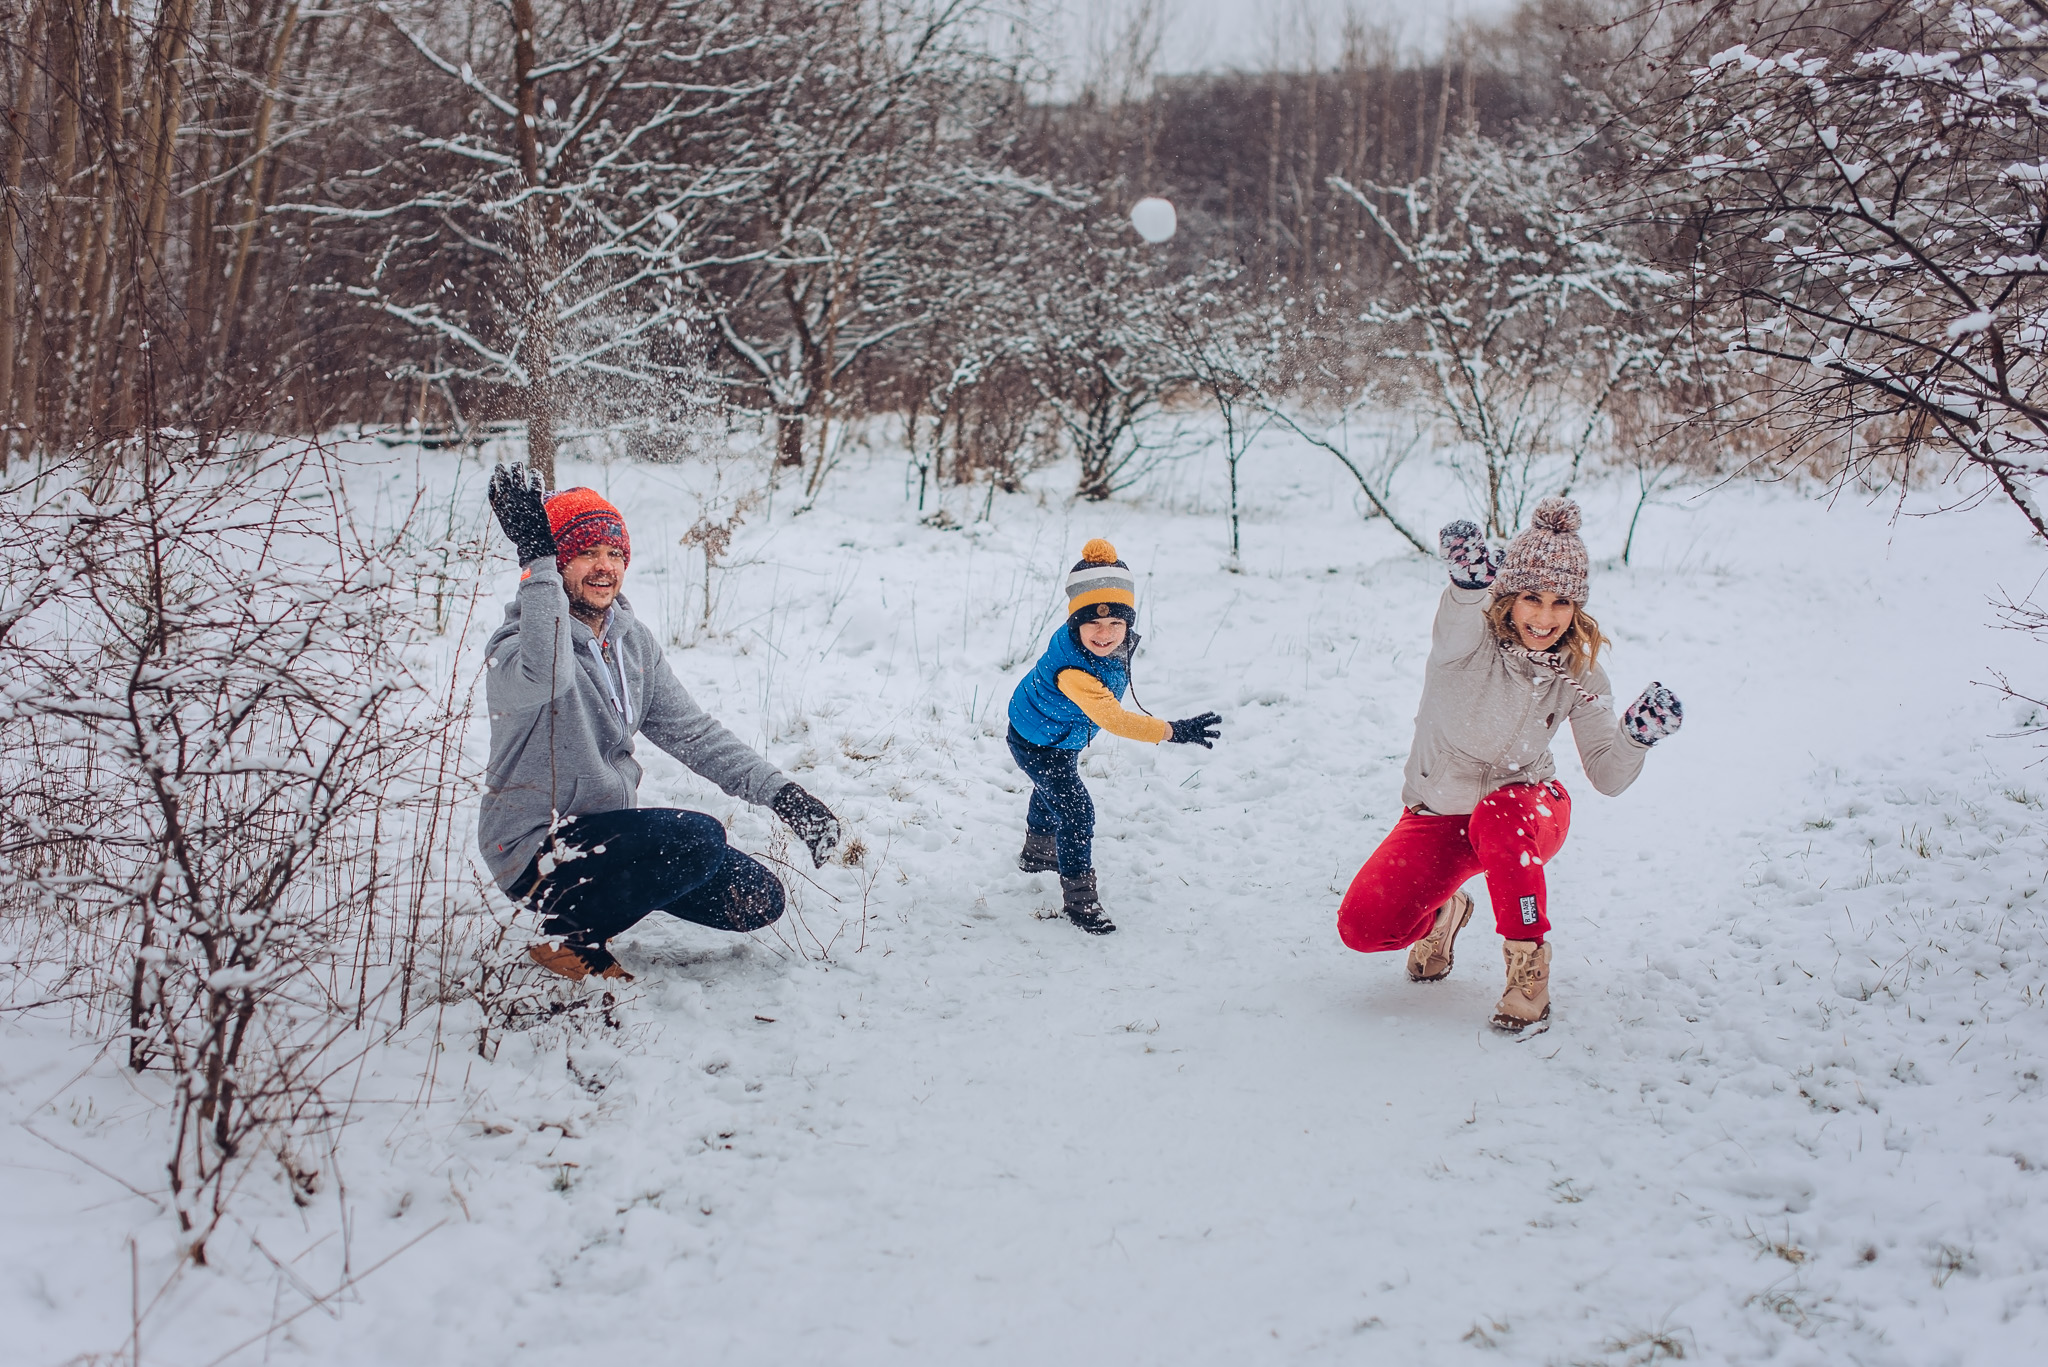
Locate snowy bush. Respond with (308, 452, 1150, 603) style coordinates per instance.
(1014, 223, 1224, 501)
(1337, 128, 1681, 536)
(0, 438, 488, 1262)
(1638, 0, 2048, 537)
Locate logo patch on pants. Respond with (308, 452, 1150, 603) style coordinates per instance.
(1520, 895, 1539, 926)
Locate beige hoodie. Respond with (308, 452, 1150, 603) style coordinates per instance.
(1400, 585, 1649, 815)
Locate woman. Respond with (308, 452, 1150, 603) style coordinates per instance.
(1336, 498, 1684, 1031)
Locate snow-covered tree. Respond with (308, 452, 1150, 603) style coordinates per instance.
(1014, 220, 1220, 502)
(683, 0, 1021, 479)
(1336, 130, 1678, 535)
(287, 0, 776, 483)
(1159, 275, 1286, 565)
(1640, 0, 2048, 538)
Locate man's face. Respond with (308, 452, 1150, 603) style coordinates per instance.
(562, 544, 627, 619)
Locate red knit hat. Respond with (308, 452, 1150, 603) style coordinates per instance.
(545, 487, 630, 569)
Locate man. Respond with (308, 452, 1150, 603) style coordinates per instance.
(478, 465, 841, 981)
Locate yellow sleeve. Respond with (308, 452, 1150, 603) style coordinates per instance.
(1058, 668, 1172, 743)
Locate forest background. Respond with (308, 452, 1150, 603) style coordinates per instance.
(5, 0, 2048, 1360)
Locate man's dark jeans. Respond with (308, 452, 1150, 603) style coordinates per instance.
(507, 808, 785, 946)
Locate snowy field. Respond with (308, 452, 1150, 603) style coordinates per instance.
(5, 429, 2048, 1365)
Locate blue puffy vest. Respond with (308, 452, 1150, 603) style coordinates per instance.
(1008, 625, 1130, 749)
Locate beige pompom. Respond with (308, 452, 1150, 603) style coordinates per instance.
(1529, 497, 1582, 534)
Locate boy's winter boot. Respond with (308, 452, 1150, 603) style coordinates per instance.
(1490, 939, 1551, 1032)
(1059, 871, 1116, 935)
(1406, 890, 1475, 982)
(1018, 828, 1059, 874)
(529, 939, 634, 983)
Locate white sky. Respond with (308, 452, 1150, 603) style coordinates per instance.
(1038, 0, 1521, 83)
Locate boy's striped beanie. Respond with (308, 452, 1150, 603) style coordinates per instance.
(1066, 539, 1136, 624)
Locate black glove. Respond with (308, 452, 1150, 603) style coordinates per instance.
(772, 783, 841, 867)
(1167, 712, 1222, 748)
(1439, 519, 1497, 590)
(489, 464, 557, 565)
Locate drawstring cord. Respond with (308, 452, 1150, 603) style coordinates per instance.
(1500, 640, 1604, 708)
(1122, 630, 1155, 717)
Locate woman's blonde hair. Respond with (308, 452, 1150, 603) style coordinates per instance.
(1486, 591, 1608, 678)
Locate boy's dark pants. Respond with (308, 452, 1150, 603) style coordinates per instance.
(1007, 726, 1095, 877)
(507, 808, 785, 945)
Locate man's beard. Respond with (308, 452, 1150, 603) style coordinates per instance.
(567, 583, 615, 621)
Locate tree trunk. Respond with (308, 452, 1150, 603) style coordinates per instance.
(112, 0, 198, 437)
(776, 410, 806, 467)
(1265, 76, 1282, 264)
(510, 0, 556, 486)
(1426, 61, 1451, 234)
(1299, 64, 1317, 277)
(0, 14, 35, 462)
(218, 5, 299, 371)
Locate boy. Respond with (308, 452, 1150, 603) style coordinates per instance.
(1006, 539, 1223, 934)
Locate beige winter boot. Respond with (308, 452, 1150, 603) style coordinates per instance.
(1490, 939, 1551, 1032)
(1405, 890, 1475, 982)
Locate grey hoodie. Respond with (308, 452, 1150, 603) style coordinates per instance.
(1400, 584, 1649, 816)
(477, 559, 790, 889)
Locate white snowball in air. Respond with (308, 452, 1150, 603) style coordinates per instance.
(1130, 197, 1177, 244)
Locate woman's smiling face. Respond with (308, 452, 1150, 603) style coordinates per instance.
(1508, 590, 1574, 651)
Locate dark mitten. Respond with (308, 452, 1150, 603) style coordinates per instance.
(1622, 683, 1683, 746)
(1439, 519, 1498, 590)
(1168, 711, 1222, 748)
(489, 464, 557, 565)
(772, 783, 841, 867)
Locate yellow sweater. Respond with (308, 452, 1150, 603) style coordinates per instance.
(1056, 669, 1172, 743)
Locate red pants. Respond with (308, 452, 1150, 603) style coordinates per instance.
(1337, 780, 1572, 951)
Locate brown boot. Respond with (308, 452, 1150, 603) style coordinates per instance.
(1490, 939, 1550, 1032)
(528, 941, 634, 983)
(1405, 890, 1475, 982)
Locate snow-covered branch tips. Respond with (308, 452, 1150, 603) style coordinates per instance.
(1642, 0, 2048, 537)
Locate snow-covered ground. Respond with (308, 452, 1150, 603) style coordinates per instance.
(6, 430, 2048, 1365)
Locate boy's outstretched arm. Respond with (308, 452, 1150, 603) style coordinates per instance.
(1056, 669, 1172, 742)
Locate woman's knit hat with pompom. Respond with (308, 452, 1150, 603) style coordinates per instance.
(1066, 538, 1137, 625)
(1494, 497, 1589, 604)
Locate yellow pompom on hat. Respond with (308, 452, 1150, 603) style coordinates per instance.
(1065, 538, 1137, 624)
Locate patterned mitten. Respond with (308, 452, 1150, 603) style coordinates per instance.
(1439, 520, 1498, 590)
(1622, 683, 1684, 746)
